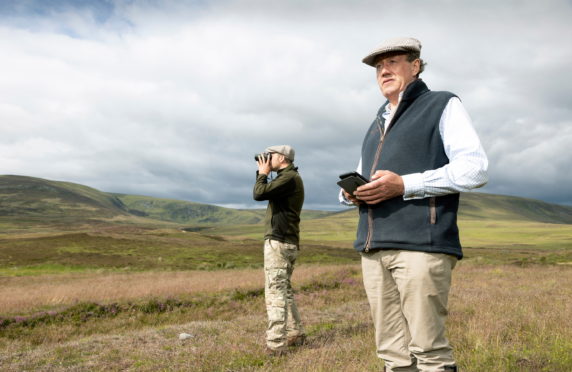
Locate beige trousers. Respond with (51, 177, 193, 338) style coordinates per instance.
(264, 239, 304, 350)
(361, 250, 457, 372)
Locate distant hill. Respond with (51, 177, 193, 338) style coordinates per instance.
(0, 175, 330, 226)
(113, 194, 333, 224)
(113, 193, 266, 225)
(459, 192, 572, 224)
(1, 175, 572, 226)
(0, 175, 267, 225)
(0, 175, 128, 219)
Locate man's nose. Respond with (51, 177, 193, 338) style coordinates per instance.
(377, 64, 390, 76)
(379, 67, 391, 77)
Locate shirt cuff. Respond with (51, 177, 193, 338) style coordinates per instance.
(338, 188, 354, 206)
(402, 173, 425, 200)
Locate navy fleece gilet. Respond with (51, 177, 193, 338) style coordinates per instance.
(355, 79, 463, 259)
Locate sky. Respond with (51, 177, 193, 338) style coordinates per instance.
(1, 0, 571, 210)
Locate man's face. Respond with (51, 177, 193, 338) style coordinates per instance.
(375, 54, 420, 103)
(269, 153, 281, 171)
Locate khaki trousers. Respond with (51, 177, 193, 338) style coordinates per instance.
(264, 239, 304, 350)
(361, 250, 457, 372)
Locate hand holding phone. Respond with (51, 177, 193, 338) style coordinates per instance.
(337, 171, 369, 196)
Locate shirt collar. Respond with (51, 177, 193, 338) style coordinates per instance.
(385, 90, 405, 113)
(383, 91, 404, 116)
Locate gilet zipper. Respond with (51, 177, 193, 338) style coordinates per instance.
(364, 115, 386, 252)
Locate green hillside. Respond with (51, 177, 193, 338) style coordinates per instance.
(459, 192, 572, 224)
(0, 175, 334, 227)
(2, 175, 572, 227)
(0, 175, 128, 219)
(113, 193, 266, 225)
(113, 195, 332, 225)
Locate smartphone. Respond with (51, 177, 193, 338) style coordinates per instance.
(337, 171, 369, 196)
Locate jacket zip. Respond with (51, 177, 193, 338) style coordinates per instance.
(364, 115, 386, 252)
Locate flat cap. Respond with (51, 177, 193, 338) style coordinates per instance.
(362, 37, 422, 67)
(266, 145, 295, 161)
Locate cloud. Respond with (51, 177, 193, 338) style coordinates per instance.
(1, 0, 571, 209)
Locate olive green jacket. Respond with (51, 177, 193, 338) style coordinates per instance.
(253, 164, 304, 245)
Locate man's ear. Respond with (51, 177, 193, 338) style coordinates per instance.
(412, 59, 421, 75)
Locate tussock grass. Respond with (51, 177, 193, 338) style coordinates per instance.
(1, 263, 571, 371)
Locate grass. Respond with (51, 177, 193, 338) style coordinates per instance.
(0, 263, 571, 371)
(0, 225, 358, 276)
(460, 219, 572, 264)
(0, 265, 351, 315)
(4, 216, 572, 278)
(2, 186, 572, 370)
(449, 264, 572, 371)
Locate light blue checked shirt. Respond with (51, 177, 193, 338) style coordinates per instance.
(339, 96, 488, 205)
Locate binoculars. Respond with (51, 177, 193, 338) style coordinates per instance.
(254, 152, 272, 161)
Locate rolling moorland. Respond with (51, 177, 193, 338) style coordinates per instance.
(0, 175, 571, 371)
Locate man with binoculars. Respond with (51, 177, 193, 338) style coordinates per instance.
(253, 145, 305, 355)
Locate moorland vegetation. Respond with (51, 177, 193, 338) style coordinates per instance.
(1, 175, 571, 371)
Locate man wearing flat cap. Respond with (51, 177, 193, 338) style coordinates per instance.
(340, 37, 488, 371)
(253, 145, 305, 355)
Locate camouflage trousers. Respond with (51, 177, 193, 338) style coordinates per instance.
(264, 239, 304, 350)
